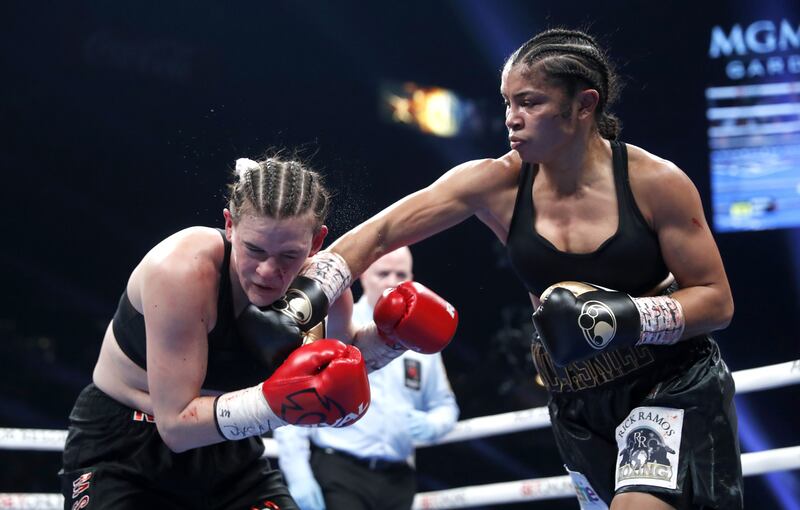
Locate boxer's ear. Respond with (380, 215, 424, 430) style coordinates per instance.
(576, 88, 600, 119)
(309, 225, 328, 256)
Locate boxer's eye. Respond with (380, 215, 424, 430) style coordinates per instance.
(244, 242, 264, 253)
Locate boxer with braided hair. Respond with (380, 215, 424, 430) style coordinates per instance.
(508, 28, 621, 140)
(297, 28, 742, 509)
(59, 152, 369, 509)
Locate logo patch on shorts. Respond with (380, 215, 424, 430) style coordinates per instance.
(404, 358, 421, 390)
(565, 467, 609, 509)
(615, 406, 684, 490)
(70, 471, 93, 509)
(250, 500, 281, 510)
(132, 410, 155, 423)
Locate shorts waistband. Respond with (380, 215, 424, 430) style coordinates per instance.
(75, 383, 123, 408)
(73, 383, 153, 422)
(531, 335, 711, 394)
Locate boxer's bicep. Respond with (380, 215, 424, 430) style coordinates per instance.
(655, 171, 726, 289)
(141, 256, 216, 437)
(652, 168, 733, 334)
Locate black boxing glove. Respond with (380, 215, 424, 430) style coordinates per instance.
(237, 250, 354, 369)
(532, 281, 685, 367)
(269, 276, 329, 331)
(237, 276, 329, 370)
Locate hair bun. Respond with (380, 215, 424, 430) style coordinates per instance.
(235, 158, 260, 180)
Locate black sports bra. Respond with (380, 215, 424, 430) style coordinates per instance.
(506, 140, 669, 297)
(111, 229, 267, 391)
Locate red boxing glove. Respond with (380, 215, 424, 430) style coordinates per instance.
(373, 281, 458, 354)
(214, 339, 370, 440)
(263, 339, 370, 427)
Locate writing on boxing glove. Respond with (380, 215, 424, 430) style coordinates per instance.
(532, 281, 685, 367)
(373, 281, 458, 354)
(262, 339, 369, 427)
(213, 339, 370, 440)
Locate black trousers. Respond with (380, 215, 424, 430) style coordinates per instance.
(310, 447, 416, 510)
(60, 384, 298, 510)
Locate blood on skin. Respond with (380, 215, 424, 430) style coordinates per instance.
(181, 406, 199, 422)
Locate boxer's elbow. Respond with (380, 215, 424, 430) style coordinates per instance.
(710, 287, 734, 332)
(156, 421, 192, 453)
(718, 297, 734, 331)
(681, 285, 733, 337)
(156, 415, 201, 453)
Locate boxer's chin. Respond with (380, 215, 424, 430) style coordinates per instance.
(246, 283, 282, 307)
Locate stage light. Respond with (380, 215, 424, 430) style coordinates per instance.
(380, 81, 475, 138)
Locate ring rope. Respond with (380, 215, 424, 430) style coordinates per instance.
(4, 359, 796, 454)
(2, 448, 798, 510)
(0, 359, 797, 509)
(410, 446, 800, 509)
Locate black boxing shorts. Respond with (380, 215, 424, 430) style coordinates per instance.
(544, 337, 743, 509)
(59, 384, 298, 510)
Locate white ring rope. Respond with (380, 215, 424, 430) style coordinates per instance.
(1, 359, 797, 509)
(0, 495, 62, 510)
(2, 448, 797, 510)
(410, 446, 800, 509)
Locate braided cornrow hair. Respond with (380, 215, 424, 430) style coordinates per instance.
(226, 153, 330, 231)
(507, 28, 622, 140)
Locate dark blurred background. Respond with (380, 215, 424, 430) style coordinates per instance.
(1, 1, 798, 508)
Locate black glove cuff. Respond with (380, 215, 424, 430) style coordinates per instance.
(270, 276, 329, 332)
